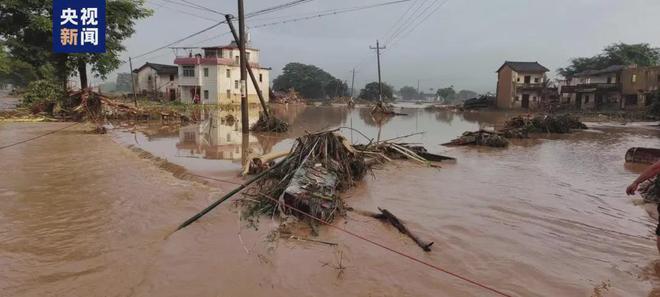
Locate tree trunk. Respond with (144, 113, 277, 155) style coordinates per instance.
(78, 59, 88, 90)
(56, 53, 69, 91)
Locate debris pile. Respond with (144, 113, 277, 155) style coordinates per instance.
(447, 114, 588, 148)
(443, 130, 509, 147)
(270, 88, 304, 104)
(501, 114, 587, 136)
(371, 101, 403, 115)
(242, 130, 452, 223)
(251, 113, 289, 133)
(244, 131, 367, 223)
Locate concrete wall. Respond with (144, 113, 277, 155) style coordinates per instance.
(496, 66, 513, 108)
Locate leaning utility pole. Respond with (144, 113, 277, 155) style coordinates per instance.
(128, 57, 137, 107)
(369, 40, 386, 102)
(350, 68, 356, 98)
(238, 0, 249, 134)
(225, 14, 270, 119)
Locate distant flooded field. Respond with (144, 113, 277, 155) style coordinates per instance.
(1, 105, 659, 297)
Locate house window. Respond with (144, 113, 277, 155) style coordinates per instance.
(234, 80, 239, 89)
(584, 95, 590, 103)
(203, 68, 209, 77)
(148, 75, 152, 81)
(259, 73, 263, 82)
(516, 77, 520, 82)
(203, 90, 209, 100)
(632, 74, 637, 83)
(235, 56, 239, 64)
(169, 74, 174, 81)
(657, 74, 660, 83)
(246, 52, 251, 62)
(182, 66, 195, 77)
(226, 89, 231, 98)
(226, 69, 231, 78)
(607, 76, 612, 84)
(534, 77, 539, 83)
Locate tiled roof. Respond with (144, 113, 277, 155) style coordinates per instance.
(497, 61, 549, 73)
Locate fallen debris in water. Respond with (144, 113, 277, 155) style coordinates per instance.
(625, 147, 660, 164)
(250, 113, 289, 133)
(446, 114, 589, 148)
(501, 114, 587, 136)
(371, 101, 406, 116)
(443, 130, 509, 147)
(178, 128, 452, 254)
(357, 207, 434, 252)
(242, 151, 289, 176)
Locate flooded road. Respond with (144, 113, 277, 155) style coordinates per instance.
(1, 105, 659, 296)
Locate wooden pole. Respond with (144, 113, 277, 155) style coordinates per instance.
(370, 40, 386, 103)
(238, 0, 249, 134)
(176, 159, 286, 231)
(350, 68, 355, 98)
(225, 14, 270, 119)
(128, 57, 138, 107)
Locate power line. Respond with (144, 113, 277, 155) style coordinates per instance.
(149, 0, 220, 22)
(380, 0, 422, 44)
(387, 0, 449, 50)
(249, 0, 411, 30)
(159, 0, 226, 15)
(180, 0, 227, 15)
(0, 123, 79, 151)
(385, 0, 435, 46)
(245, 0, 314, 18)
(131, 21, 226, 59)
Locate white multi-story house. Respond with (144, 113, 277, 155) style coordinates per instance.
(173, 41, 270, 104)
(132, 62, 179, 100)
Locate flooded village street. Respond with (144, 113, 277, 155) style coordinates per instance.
(1, 104, 659, 297)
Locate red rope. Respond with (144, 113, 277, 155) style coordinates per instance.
(257, 192, 514, 297)
(0, 122, 79, 150)
(191, 173, 513, 297)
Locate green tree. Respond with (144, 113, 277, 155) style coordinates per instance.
(399, 86, 418, 100)
(436, 86, 456, 101)
(273, 62, 339, 99)
(324, 79, 348, 98)
(0, 0, 151, 91)
(558, 43, 660, 77)
(115, 72, 132, 92)
(359, 82, 393, 101)
(71, 0, 152, 89)
(456, 89, 478, 101)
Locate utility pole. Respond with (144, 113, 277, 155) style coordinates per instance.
(238, 0, 249, 134)
(369, 40, 386, 103)
(350, 68, 355, 98)
(128, 57, 137, 107)
(225, 14, 270, 119)
(417, 79, 420, 96)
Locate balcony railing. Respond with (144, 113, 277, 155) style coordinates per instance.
(560, 83, 620, 93)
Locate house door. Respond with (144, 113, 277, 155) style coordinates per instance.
(521, 94, 530, 108)
(576, 93, 582, 109)
(595, 94, 603, 109)
(169, 89, 176, 101)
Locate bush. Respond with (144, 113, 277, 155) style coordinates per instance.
(21, 80, 64, 113)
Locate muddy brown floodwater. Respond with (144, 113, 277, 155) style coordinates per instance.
(1, 104, 659, 297)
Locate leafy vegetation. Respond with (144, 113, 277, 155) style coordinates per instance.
(359, 82, 393, 101)
(272, 62, 347, 99)
(436, 86, 456, 101)
(21, 79, 65, 112)
(558, 43, 660, 77)
(0, 0, 151, 97)
(399, 86, 418, 100)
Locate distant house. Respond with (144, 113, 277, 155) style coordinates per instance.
(621, 65, 659, 109)
(132, 62, 179, 100)
(495, 61, 551, 109)
(560, 65, 657, 110)
(173, 41, 270, 104)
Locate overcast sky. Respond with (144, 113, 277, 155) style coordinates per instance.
(110, 0, 660, 93)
